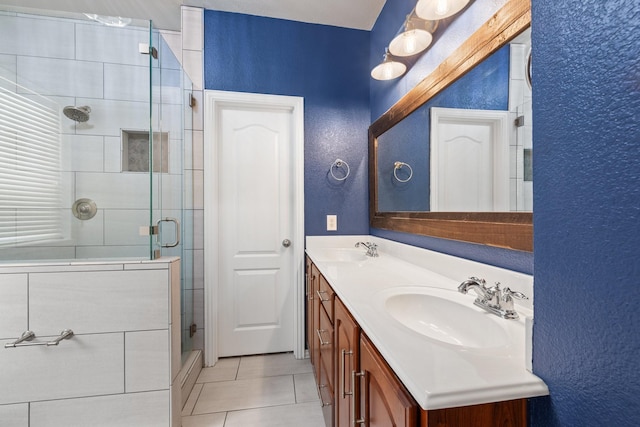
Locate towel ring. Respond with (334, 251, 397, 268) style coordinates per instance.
(330, 159, 350, 181)
(393, 161, 413, 183)
(525, 48, 532, 89)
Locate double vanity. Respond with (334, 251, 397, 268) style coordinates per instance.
(305, 236, 548, 426)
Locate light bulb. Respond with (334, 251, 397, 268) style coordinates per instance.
(436, 0, 450, 16)
(402, 31, 418, 54)
(416, 0, 470, 20)
(371, 53, 407, 80)
(389, 28, 433, 57)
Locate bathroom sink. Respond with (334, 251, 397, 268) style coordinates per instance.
(312, 248, 368, 263)
(380, 287, 510, 349)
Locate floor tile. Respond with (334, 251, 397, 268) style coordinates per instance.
(181, 412, 226, 427)
(192, 375, 296, 415)
(293, 373, 319, 403)
(224, 401, 325, 427)
(236, 352, 313, 380)
(196, 357, 240, 383)
(182, 383, 203, 416)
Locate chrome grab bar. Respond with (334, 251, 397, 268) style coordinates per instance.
(156, 217, 180, 248)
(316, 329, 330, 346)
(341, 349, 354, 399)
(316, 289, 330, 302)
(47, 329, 74, 346)
(4, 330, 35, 348)
(352, 370, 365, 426)
(318, 384, 332, 407)
(305, 273, 309, 298)
(4, 329, 74, 348)
(309, 274, 316, 301)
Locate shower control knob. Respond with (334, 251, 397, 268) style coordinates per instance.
(72, 198, 97, 220)
(282, 239, 291, 248)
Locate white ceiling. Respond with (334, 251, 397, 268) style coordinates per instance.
(0, 0, 386, 31)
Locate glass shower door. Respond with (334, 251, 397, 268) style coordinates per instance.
(150, 26, 195, 360)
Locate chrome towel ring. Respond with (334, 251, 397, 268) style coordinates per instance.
(393, 161, 413, 182)
(330, 159, 350, 181)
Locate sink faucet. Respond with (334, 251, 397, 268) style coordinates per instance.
(355, 241, 378, 257)
(458, 277, 528, 319)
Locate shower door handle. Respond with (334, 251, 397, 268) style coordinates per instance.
(156, 217, 181, 248)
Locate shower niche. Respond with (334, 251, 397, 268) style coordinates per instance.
(122, 130, 169, 173)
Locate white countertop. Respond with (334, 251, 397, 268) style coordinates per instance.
(305, 235, 548, 411)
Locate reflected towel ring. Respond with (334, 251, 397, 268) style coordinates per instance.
(525, 48, 532, 89)
(393, 161, 413, 182)
(330, 159, 350, 181)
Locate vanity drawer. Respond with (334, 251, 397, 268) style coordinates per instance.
(318, 274, 335, 322)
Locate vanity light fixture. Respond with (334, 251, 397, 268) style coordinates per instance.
(84, 13, 132, 27)
(415, 0, 470, 20)
(371, 49, 407, 81)
(389, 11, 437, 57)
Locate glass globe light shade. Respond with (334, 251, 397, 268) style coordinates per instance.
(371, 54, 407, 80)
(389, 28, 433, 57)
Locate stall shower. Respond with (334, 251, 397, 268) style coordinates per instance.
(0, 7, 196, 364)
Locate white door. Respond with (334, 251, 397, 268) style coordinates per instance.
(204, 91, 304, 362)
(430, 107, 511, 211)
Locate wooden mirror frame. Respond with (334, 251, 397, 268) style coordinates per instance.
(369, 0, 532, 252)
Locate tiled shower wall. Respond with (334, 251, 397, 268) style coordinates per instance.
(0, 11, 184, 260)
(162, 6, 205, 352)
(509, 41, 533, 211)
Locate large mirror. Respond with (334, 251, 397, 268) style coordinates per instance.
(369, 0, 532, 251)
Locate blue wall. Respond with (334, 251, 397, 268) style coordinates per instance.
(531, 0, 640, 424)
(369, 0, 533, 274)
(204, 11, 370, 236)
(203, 1, 640, 422)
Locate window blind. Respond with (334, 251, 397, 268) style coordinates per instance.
(0, 84, 64, 247)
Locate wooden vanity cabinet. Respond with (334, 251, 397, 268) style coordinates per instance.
(308, 260, 322, 382)
(334, 297, 360, 427)
(421, 399, 527, 427)
(318, 304, 335, 426)
(306, 258, 527, 427)
(305, 257, 317, 370)
(307, 256, 336, 427)
(358, 333, 419, 427)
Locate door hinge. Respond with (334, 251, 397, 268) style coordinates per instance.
(190, 323, 197, 337)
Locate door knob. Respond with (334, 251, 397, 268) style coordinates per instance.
(282, 239, 291, 248)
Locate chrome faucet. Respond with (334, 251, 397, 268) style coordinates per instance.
(355, 241, 378, 257)
(458, 277, 528, 319)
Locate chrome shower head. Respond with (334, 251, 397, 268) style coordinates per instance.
(63, 105, 91, 122)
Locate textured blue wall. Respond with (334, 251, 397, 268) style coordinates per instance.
(369, 0, 532, 274)
(531, 0, 640, 425)
(204, 11, 370, 236)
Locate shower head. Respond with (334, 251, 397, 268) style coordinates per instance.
(63, 105, 91, 122)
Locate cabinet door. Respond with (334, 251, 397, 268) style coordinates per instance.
(319, 306, 334, 427)
(358, 334, 418, 427)
(305, 257, 315, 366)
(311, 263, 321, 382)
(334, 297, 360, 427)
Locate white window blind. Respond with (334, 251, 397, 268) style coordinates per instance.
(0, 82, 64, 247)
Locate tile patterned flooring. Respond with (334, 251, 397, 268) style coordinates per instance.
(181, 353, 326, 427)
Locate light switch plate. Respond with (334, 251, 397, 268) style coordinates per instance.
(326, 215, 337, 231)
